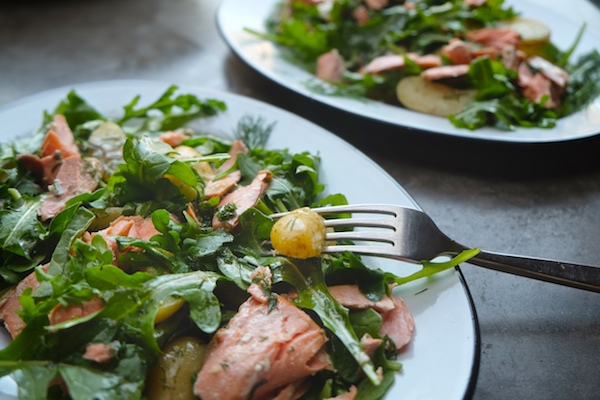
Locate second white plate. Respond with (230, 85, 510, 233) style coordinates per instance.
(216, 0, 600, 143)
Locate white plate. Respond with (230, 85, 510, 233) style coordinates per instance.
(216, 0, 600, 143)
(0, 80, 478, 399)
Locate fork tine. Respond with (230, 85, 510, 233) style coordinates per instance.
(324, 217, 395, 229)
(322, 244, 404, 260)
(269, 204, 402, 219)
(325, 231, 394, 244)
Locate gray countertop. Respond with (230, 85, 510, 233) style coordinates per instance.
(1, 0, 600, 398)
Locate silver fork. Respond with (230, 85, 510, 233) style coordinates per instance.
(271, 204, 600, 293)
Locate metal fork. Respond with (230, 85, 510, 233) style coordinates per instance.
(271, 204, 600, 293)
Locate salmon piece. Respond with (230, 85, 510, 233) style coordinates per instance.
(217, 139, 249, 174)
(202, 140, 248, 199)
(158, 130, 189, 148)
(518, 61, 559, 108)
(420, 64, 470, 81)
(17, 152, 64, 186)
(204, 170, 242, 199)
(212, 170, 272, 231)
(360, 53, 441, 75)
(39, 156, 103, 221)
(352, 5, 369, 26)
(441, 39, 474, 65)
(466, 27, 521, 51)
(83, 343, 114, 363)
(360, 333, 383, 359)
(379, 296, 414, 351)
(527, 56, 569, 91)
(464, 0, 487, 6)
(48, 296, 104, 326)
(414, 54, 443, 69)
(193, 283, 331, 400)
(40, 115, 79, 159)
(316, 49, 346, 82)
(522, 73, 558, 108)
(328, 284, 395, 313)
(329, 284, 414, 353)
(0, 267, 45, 338)
(87, 215, 161, 261)
(365, 0, 388, 10)
(19, 115, 80, 186)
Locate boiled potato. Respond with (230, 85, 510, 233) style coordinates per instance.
(173, 145, 215, 180)
(396, 76, 476, 117)
(145, 336, 207, 400)
(271, 207, 326, 259)
(501, 17, 551, 57)
(154, 296, 185, 324)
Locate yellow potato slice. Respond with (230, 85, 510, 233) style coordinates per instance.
(396, 76, 476, 117)
(501, 17, 551, 56)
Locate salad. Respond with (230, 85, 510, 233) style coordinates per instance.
(0, 87, 475, 400)
(249, 0, 600, 131)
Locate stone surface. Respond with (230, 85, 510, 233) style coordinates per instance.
(1, 0, 600, 398)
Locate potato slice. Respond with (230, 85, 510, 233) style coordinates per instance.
(501, 17, 551, 56)
(396, 76, 476, 117)
(145, 336, 207, 400)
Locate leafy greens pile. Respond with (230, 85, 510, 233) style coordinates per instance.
(249, 0, 600, 131)
(0, 86, 475, 400)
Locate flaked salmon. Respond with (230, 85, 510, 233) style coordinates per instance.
(466, 27, 521, 51)
(158, 130, 189, 148)
(83, 343, 115, 363)
(203, 139, 248, 199)
(329, 284, 414, 353)
(85, 215, 161, 262)
(420, 64, 470, 81)
(48, 296, 104, 326)
(316, 49, 347, 82)
(39, 156, 103, 221)
(518, 62, 559, 108)
(193, 282, 331, 400)
(0, 268, 44, 337)
(364, 0, 388, 10)
(527, 56, 569, 91)
(441, 39, 474, 65)
(360, 53, 442, 75)
(40, 115, 80, 159)
(204, 170, 243, 199)
(212, 170, 272, 231)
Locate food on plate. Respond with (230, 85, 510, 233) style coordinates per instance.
(270, 207, 327, 258)
(0, 87, 474, 399)
(250, 0, 600, 131)
(396, 75, 477, 117)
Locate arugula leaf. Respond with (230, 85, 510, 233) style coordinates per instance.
(274, 258, 382, 385)
(117, 85, 227, 133)
(108, 136, 199, 206)
(45, 90, 104, 131)
(0, 197, 45, 259)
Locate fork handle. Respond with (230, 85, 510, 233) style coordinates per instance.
(468, 250, 600, 293)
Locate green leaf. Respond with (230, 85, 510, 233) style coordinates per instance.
(0, 197, 45, 259)
(0, 361, 57, 400)
(393, 248, 481, 286)
(275, 258, 381, 385)
(48, 90, 104, 130)
(60, 364, 143, 400)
